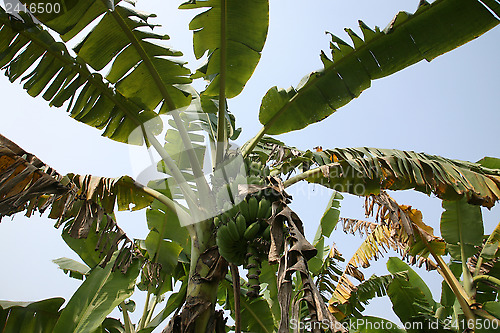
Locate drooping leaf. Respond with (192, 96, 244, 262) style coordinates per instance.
(270, 204, 345, 332)
(330, 193, 442, 308)
(262, 142, 500, 208)
(258, 0, 500, 135)
(480, 221, 500, 261)
(53, 253, 140, 333)
(24, 1, 192, 112)
(316, 191, 343, 241)
(387, 257, 435, 308)
(0, 134, 69, 217)
(0, 8, 165, 144)
(386, 258, 434, 325)
(52, 257, 91, 280)
(440, 198, 484, 260)
(0, 134, 157, 272)
(335, 272, 408, 318)
(0, 298, 65, 333)
(180, 0, 269, 98)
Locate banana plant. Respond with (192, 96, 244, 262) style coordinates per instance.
(317, 194, 500, 333)
(1, 0, 500, 332)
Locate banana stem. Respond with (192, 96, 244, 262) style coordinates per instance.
(472, 275, 500, 288)
(132, 181, 195, 236)
(119, 301, 134, 333)
(138, 288, 152, 330)
(283, 166, 329, 188)
(230, 263, 241, 333)
(417, 229, 476, 328)
(216, 0, 228, 165)
(473, 257, 484, 277)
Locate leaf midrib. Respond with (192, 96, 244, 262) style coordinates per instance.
(0, 16, 145, 128)
(73, 267, 113, 332)
(261, 3, 435, 132)
(240, 300, 271, 333)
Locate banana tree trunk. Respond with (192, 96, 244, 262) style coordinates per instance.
(166, 220, 227, 333)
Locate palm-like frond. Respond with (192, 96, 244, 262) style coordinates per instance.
(0, 134, 157, 273)
(259, 139, 500, 208)
(329, 192, 442, 310)
(257, 0, 500, 135)
(0, 133, 69, 216)
(0, 2, 191, 144)
(339, 272, 408, 318)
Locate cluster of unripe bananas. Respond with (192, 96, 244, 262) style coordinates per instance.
(214, 196, 272, 265)
(212, 158, 276, 298)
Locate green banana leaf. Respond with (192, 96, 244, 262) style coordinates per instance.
(53, 253, 140, 333)
(138, 280, 188, 333)
(52, 257, 91, 280)
(483, 301, 500, 319)
(437, 261, 461, 320)
(0, 298, 64, 332)
(259, 260, 280, 326)
(317, 191, 343, 241)
(258, 0, 500, 135)
(0, 8, 164, 145)
(179, 0, 269, 98)
(440, 198, 484, 260)
(222, 280, 275, 333)
(309, 191, 343, 274)
(478, 157, 500, 170)
(386, 257, 435, 325)
(387, 257, 435, 308)
(143, 188, 188, 295)
(277, 145, 500, 208)
(479, 222, 500, 261)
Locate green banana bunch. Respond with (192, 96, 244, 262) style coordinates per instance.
(214, 156, 278, 272)
(216, 217, 247, 265)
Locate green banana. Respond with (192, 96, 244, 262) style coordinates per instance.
(262, 225, 271, 240)
(216, 224, 246, 265)
(248, 196, 259, 221)
(213, 216, 222, 227)
(236, 215, 247, 238)
(265, 205, 272, 219)
(257, 198, 270, 219)
(221, 211, 232, 224)
(244, 222, 260, 240)
(238, 199, 250, 220)
(227, 202, 239, 218)
(227, 219, 241, 241)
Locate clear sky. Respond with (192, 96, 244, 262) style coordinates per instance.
(1, 0, 499, 329)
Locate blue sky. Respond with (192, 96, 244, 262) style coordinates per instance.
(1, 0, 499, 329)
